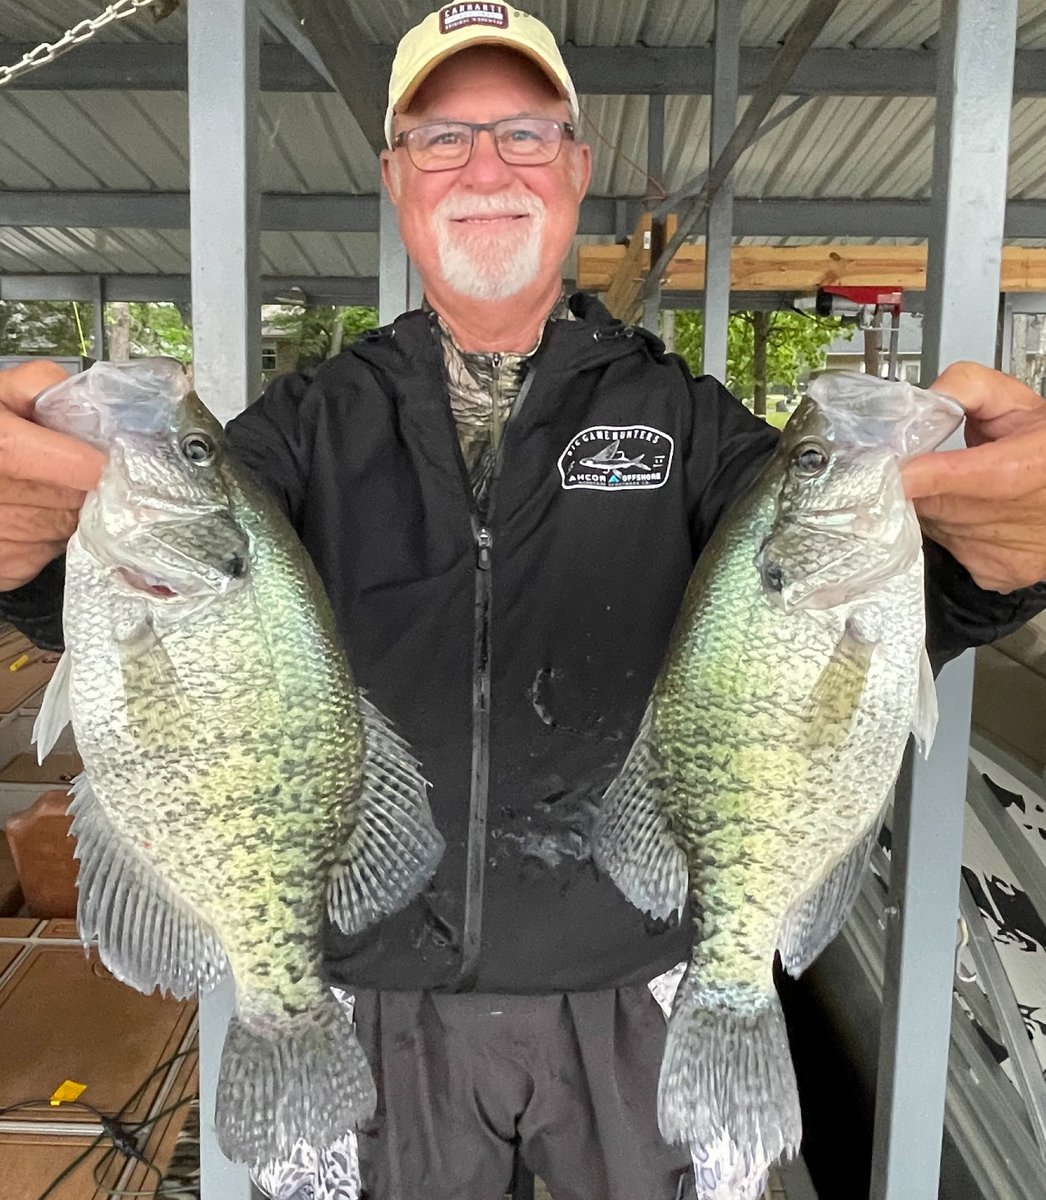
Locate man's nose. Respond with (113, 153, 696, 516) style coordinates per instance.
(459, 128, 516, 186)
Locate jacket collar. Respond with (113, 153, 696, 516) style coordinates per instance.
(348, 292, 663, 380)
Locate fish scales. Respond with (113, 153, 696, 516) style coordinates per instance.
(594, 372, 964, 1199)
(32, 359, 444, 1169)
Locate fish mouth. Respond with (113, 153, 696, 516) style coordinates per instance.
(117, 567, 181, 599)
(115, 557, 248, 599)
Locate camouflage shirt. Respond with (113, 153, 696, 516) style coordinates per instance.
(434, 294, 574, 503)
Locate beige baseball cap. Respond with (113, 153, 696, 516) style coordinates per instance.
(385, 3, 579, 146)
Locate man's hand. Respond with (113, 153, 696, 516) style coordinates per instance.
(0, 361, 106, 592)
(901, 361, 1046, 593)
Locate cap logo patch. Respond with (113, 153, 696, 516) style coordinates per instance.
(440, 4, 510, 34)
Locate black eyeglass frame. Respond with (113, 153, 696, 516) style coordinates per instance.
(391, 118, 577, 172)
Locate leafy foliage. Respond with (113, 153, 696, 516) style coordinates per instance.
(0, 301, 192, 361)
(264, 305, 379, 370)
(672, 309, 854, 402)
(0, 301, 95, 357)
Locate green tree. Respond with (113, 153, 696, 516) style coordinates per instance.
(265, 305, 379, 370)
(0, 300, 193, 361)
(125, 303, 194, 362)
(673, 309, 854, 414)
(0, 301, 96, 357)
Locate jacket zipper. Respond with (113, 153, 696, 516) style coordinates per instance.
(456, 353, 500, 990)
(454, 350, 537, 991)
(458, 517, 493, 989)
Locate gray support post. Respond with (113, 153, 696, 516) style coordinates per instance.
(870, 3, 1018, 1198)
(702, 0, 740, 381)
(642, 94, 665, 334)
(187, 2, 260, 1196)
(90, 275, 106, 361)
(188, 0, 261, 427)
(379, 190, 421, 325)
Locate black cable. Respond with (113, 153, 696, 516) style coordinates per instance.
(27, 1044, 202, 1200)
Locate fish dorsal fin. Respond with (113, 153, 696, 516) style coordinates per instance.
(326, 695, 444, 938)
(69, 773, 228, 998)
(592, 702, 689, 921)
(777, 815, 882, 978)
(33, 650, 73, 764)
(912, 647, 938, 757)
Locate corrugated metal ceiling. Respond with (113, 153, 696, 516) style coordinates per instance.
(3, 0, 1046, 280)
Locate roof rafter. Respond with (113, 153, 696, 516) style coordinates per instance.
(3, 42, 1046, 96)
(4, 193, 1046, 238)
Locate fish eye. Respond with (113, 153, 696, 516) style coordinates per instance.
(180, 431, 216, 466)
(792, 440, 829, 476)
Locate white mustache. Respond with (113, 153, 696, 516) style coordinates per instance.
(436, 191, 546, 222)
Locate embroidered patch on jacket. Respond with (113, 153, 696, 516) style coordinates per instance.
(440, 4, 509, 34)
(558, 425, 674, 491)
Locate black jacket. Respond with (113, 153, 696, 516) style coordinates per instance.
(4, 294, 1045, 993)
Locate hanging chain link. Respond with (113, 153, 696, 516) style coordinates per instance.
(0, 0, 176, 89)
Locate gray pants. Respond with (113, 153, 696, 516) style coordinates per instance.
(352, 985, 695, 1200)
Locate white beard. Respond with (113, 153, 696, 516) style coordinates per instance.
(432, 191, 547, 301)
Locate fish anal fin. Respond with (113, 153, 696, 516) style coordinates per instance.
(777, 817, 882, 978)
(69, 773, 228, 997)
(327, 696, 443, 938)
(593, 703, 688, 921)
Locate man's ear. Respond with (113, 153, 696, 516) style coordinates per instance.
(381, 150, 401, 203)
(572, 142, 593, 200)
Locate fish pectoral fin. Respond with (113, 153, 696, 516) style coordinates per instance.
(69, 772, 228, 998)
(33, 649, 73, 763)
(592, 702, 688, 921)
(912, 646, 938, 757)
(118, 620, 196, 745)
(327, 695, 444, 938)
(804, 616, 877, 750)
(777, 815, 882, 978)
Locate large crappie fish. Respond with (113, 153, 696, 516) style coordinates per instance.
(594, 371, 964, 1198)
(31, 358, 443, 1168)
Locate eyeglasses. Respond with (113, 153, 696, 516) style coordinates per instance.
(392, 117, 576, 172)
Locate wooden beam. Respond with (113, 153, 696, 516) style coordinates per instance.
(602, 212, 677, 319)
(580, 242, 1046, 298)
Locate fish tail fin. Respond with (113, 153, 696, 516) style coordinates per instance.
(660, 969, 800, 1200)
(216, 989, 375, 1168)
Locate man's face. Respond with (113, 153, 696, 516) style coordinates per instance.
(381, 48, 591, 302)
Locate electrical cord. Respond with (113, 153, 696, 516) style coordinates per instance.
(7, 1045, 202, 1200)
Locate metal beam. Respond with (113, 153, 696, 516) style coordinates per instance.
(0, 191, 638, 235)
(0, 41, 327, 91)
(870, 3, 1019, 1199)
(286, 1, 388, 152)
(378, 190, 421, 323)
(641, 94, 665, 333)
(637, 0, 844, 318)
(702, 0, 741, 381)
(8, 192, 1046, 238)
(188, 5, 261, 1194)
(6, 41, 1046, 96)
(0, 273, 380, 304)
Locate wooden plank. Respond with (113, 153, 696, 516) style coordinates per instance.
(578, 241, 1046, 293)
(603, 212, 677, 319)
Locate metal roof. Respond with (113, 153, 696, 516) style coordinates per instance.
(2, 0, 1046, 288)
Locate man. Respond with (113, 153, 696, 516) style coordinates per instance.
(1, 6, 1045, 1198)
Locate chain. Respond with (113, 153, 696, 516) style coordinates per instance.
(0, 0, 174, 89)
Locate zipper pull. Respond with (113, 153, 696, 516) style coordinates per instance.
(475, 525, 493, 570)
